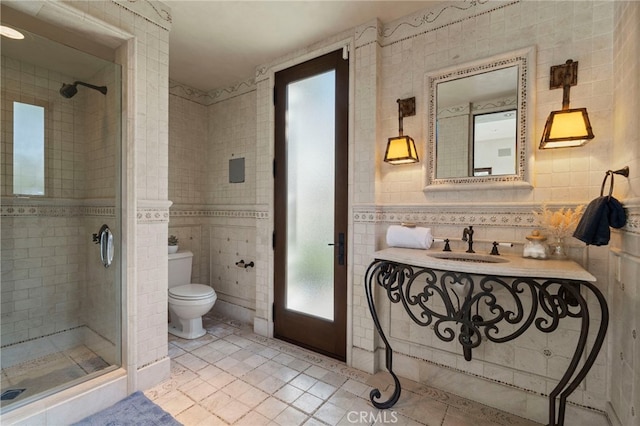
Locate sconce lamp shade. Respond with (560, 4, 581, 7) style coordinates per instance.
(540, 107, 594, 149)
(384, 135, 419, 164)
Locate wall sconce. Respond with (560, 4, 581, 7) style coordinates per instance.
(540, 59, 594, 149)
(384, 97, 419, 164)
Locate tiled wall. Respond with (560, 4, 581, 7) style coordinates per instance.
(168, 83, 259, 321)
(349, 1, 617, 423)
(610, 2, 640, 425)
(210, 224, 256, 310)
(168, 92, 207, 205)
(171, 1, 638, 425)
(436, 112, 469, 178)
(1, 55, 118, 352)
(206, 92, 257, 205)
(1, 0, 172, 422)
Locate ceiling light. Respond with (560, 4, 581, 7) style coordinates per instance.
(0, 25, 25, 40)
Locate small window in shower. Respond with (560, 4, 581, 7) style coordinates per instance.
(13, 101, 45, 196)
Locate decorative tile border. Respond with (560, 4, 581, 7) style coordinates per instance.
(115, 0, 172, 30)
(137, 200, 172, 224)
(355, 0, 518, 48)
(353, 204, 537, 228)
(170, 207, 269, 220)
(1, 200, 115, 217)
(170, 78, 256, 106)
(353, 201, 640, 235)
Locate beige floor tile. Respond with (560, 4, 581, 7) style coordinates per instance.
(150, 316, 546, 426)
(292, 392, 324, 414)
(206, 370, 235, 389)
(290, 373, 318, 391)
(235, 410, 272, 425)
(175, 404, 215, 425)
(215, 398, 252, 423)
(274, 383, 305, 404)
(256, 375, 286, 394)
(153, 389, 194, 417)
(236, 386, 269, 408)
(303, 417, 327, 426)
(272, 365, 300, 382)
(179, 378, 217, 402)
(255, 396, 288, 419)
(273, 405, 308, 426)
(327, 389, 360, 410)
(174, 352, 209, 372)
(313, 401, 348, 425)
(308, 381, 337, 400)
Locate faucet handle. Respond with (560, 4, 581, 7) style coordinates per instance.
(491, 242, 500, 255)
(443, 239, 451, 252)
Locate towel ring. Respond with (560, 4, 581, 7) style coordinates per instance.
(600, 166, 630, 198)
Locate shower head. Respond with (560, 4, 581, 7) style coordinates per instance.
(59, 81, 108, 98)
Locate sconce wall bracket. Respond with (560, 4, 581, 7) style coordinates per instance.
(549, 60, 578, 89)
(398, 97, 416, 118)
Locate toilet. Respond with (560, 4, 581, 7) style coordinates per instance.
(167, 251, 217, 339)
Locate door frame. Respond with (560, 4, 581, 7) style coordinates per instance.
(260, 40, 354, 364)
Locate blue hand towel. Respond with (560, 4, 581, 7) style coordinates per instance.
(573, 196, 626, 246)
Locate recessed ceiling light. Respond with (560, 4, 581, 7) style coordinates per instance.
(0, 25, 25, 40)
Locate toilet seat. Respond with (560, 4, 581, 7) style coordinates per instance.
(169, 284, 215, 300)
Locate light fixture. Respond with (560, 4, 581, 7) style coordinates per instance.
(0, 25, 25, 40)
(540, 59, 594, 149)
(384, 97, 419, 164)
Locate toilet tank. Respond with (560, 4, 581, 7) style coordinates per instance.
(168, 251, 193, 288)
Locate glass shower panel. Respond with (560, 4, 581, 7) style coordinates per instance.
(0, 24, 121, 411)
(285, 71, 335, 321)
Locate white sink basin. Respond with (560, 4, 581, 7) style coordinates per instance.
(427, 252, 510, 264)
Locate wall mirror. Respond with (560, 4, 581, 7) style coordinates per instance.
(425, 46, 535, 190)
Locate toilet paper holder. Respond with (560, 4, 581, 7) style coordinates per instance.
(235, 260, 254, 269)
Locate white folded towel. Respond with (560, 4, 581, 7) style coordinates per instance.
(386, 225, 433, 249)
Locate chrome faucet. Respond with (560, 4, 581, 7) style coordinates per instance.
(462, 226, 474, 253)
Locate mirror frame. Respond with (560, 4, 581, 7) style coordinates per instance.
(424, 46, 536, 191)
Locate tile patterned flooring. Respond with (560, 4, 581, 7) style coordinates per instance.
(1, 329, 110, 409)
(148, 315, 541, 426)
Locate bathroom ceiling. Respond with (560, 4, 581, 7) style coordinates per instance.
(164, 1, 439, 92)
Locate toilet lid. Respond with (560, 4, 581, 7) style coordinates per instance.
(169, 284, 215, 300)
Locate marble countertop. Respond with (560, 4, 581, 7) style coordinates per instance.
(373, 247, 596, 282)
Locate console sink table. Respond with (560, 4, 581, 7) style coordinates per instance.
(364, 248, 608, 426)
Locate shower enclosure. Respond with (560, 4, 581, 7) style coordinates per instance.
(0, 23, 122, 411)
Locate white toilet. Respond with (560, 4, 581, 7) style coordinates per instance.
(168, 251, 217, 339)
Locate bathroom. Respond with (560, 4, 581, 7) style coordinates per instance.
(0, 0, 638, 425)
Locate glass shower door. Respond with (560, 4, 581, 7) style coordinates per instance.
(0, 23, 122, 411)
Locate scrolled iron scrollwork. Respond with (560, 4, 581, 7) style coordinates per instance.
(364, 258, 608, 426)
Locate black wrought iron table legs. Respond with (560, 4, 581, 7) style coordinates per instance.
(364, 259, 608, 426)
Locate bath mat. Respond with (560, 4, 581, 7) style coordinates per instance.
(72, 391, 182, 426)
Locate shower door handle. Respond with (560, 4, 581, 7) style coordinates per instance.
(93, 224, 114, 268)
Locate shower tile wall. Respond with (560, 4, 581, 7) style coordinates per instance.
(1, 56, 116, 349)
(0, 216, 84, 346)
(1, 57, 86, 199)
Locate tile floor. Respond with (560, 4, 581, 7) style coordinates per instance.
(146, 314, 542, 426)
(1, 328, 110, 409)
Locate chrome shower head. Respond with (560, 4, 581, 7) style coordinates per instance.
(59, 81, 107, 98)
